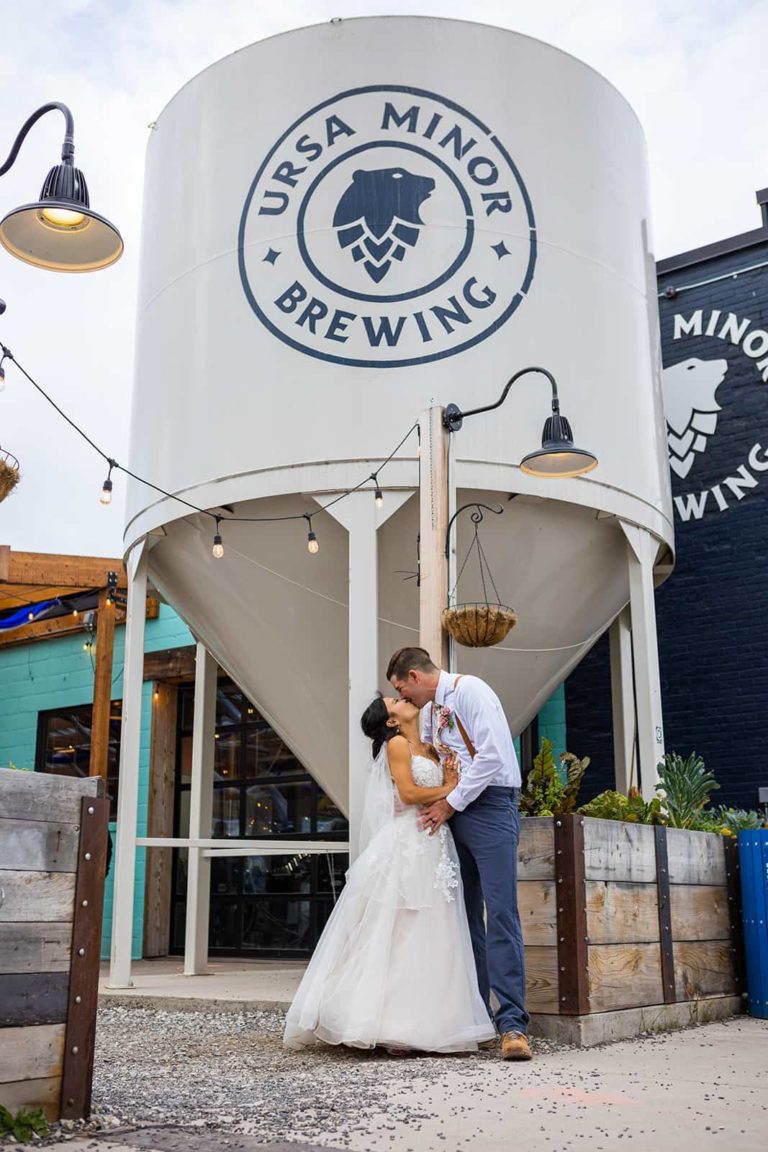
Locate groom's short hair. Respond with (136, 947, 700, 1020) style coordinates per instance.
(386, 647, 438, 681)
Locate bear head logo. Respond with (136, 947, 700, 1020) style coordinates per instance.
(661, 356, 729, 479)
(332, 167, 435, 284)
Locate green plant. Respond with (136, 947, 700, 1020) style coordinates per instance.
(656, 752, 720, 829)
(0, 1105, 48, 1142)
(714, 806, 765, 834)
(578, 787, 664, 825)
(559, 752, 591, 814)
(520, 740, 589, 816)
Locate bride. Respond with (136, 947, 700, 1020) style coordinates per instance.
(283, 694, 495, 1054)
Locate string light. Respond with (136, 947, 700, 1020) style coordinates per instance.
(0, 355, 7, 392)
(0, 337, 419, 558)
(305, 514, 319, 555)
(212, 516, 224, 559)
(100, 460, 115, 506)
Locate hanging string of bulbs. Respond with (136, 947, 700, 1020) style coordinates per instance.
(0, 340, 419, 559)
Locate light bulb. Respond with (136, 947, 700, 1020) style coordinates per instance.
(28, 612, 34, 621)
(307, 530, 319, 554)
(41, 205, 86, 228)
(375, 487, 383, 508)
(72, 609, 79, 618)
(100, 478, 113, 506)
(212, 534, 224, 559)
(0, 364, 5, 392)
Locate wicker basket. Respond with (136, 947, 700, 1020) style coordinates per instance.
(0, 449, 20, 503)
(442, 603, 518, 648)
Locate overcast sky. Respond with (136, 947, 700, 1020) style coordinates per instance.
(0, 0, 765, 560)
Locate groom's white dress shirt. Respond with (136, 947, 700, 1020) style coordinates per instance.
(421, 670, 521, 812)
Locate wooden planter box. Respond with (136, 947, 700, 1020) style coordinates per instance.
(0, 769, 109, 1120)
(518, 815, 743, 1046)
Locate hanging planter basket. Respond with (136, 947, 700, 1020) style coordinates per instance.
(443, 503, 517, 648)
(0, 448, 20, 503)
(442, 602, 518, 647)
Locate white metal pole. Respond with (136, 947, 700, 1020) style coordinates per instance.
(446, 420, 458, 674)
(327, 491, 409, 858)
(609, 607, 636, 794)
(621, 523, 665, 800)
(184, 643, 217, 975)
(107, 542, 147, 988)
(418, 405, 449, 668)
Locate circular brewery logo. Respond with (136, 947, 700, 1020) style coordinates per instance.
(238, 85, 536, 368)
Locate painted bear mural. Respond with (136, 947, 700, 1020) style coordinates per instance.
(662, 356, 729, 479)
(333, 167, 435, 284)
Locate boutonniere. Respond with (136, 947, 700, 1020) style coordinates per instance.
(434, 704, 455, 734)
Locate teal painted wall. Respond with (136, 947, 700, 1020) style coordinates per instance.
(0, 603, 194, 960)
(537, 684, 567, 764)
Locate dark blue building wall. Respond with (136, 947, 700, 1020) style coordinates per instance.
(565, 220, 768, 810)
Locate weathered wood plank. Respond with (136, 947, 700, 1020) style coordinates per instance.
(0, 1075, 61, 1121)
(0, 820, 80, 873)
(666, 828, 726, 885)
(518, 881, 557, 946)
(0, 770, 100, 825)
(588, 943, 664, 1011)
(583, 819, 657, 883)
(669, 885, 731, 942)
(674, 942, 737, 1000)
(144, 684, 178, 958)
(586, 881, 660, 945)
(0, 1024, 65, 1084)
(518, 818, 555, 880)
(523, 946, 560, 1013)
(0, 972, 69, 1026)
(0, 871, 76, 923)
(0, 923, 72, 974)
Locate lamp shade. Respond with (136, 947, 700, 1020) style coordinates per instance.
(0, 163, 123, 272)
(520, 412, 598, 478)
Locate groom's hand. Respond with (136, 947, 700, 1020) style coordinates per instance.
(420, 798, 455, 836)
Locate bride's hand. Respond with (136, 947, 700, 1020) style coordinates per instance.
(442, 751, 460, 787)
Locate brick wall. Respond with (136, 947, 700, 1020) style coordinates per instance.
(565, 233, 768, 810)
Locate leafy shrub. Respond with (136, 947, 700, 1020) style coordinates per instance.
(656, 752, 719, 829)
(519, 739, 590, 817)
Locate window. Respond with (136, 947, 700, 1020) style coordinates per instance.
(36, 702, 122, 820)
(171, 680, 348, 957)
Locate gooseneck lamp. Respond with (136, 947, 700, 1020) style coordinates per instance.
(0, 102, 123, 272)
(444, 366, 598, 478)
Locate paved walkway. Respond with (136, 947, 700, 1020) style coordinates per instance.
(99, 957, 304, 1011)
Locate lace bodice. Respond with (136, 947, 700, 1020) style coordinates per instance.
(409, 753, 444, 788)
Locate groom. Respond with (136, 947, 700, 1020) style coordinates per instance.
(387, 646, 531, 1061)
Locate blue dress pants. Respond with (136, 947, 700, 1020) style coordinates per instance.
(451, 786, 529, 1035)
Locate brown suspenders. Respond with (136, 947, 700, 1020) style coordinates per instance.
(439, 674, 476, 759)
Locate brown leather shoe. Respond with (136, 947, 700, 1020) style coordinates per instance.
(500, 1031, 532, 1061)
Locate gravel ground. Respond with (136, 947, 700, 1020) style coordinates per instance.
(33, 1004, 565, 1147)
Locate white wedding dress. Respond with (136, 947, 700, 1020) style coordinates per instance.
(283, 751, 495, 1052)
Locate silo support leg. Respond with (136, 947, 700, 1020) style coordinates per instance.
(609, 607, 636, 794)
(621, 523, 665, 800)
(184, 644, 217, 975)
(108, 542, 148, 988)
(326, 491, 412, 860)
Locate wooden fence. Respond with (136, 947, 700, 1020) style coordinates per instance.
(0, 768, 108, 1120)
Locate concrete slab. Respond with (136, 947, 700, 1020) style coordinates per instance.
(99, 958, 303, 1012)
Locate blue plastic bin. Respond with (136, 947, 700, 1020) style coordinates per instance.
(738, 829, 768, 1019)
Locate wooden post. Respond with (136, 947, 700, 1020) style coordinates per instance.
(419, 405, 450, 667)
(143, 683, 178, 957)
(554, 814, 590, 1014)
(89, 584, 116, 781)
(61, 794, 109, 1119)
(654, 825, 676, 1004)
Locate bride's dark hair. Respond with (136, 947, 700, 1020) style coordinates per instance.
(360, 694, 398, 759)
